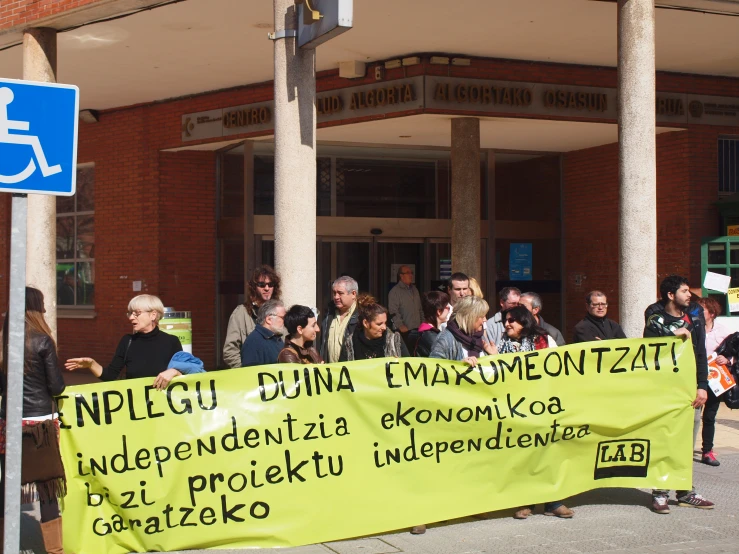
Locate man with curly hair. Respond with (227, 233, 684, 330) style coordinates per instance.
(223, 265, 282, 368)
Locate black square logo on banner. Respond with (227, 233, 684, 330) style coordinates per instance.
(594, 439, 650, 480)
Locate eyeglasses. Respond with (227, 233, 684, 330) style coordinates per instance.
(126, 309, 151, 318)
(256, 281, 274, 289)
(505, 317, 517, 324)
(268, 312, 285, 320)
(590, 303, 608, 308)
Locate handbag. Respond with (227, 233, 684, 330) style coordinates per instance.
(21, 418, 65, 485)
(716, 333, 739, 409)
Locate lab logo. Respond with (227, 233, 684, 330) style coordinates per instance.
(594, 439, 650, 480)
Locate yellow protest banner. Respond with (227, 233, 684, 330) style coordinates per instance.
(59, 337, 696, 553)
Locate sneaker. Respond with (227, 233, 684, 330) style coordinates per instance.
(677, 492, 714, 509)
(544, 505, 574, 518)
(513, 507, 532, 519)
(652, 495, 670, 514)
(701, 451, 720, 467)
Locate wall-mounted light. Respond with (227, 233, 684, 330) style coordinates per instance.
(384, 59, 401, 69)
(430, 56, 450, 65)
(79, 109, 99, 123)
(451, 58, 471, 66)
(402, 56, 420, 66)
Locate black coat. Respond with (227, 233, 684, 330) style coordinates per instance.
(572, 314, 626, 343)
(643, 301, 708, 390)
(101, 327, 182, 381)
(1, 332, 65, 418)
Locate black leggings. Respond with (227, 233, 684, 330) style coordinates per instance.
(701, 388, 722, 454)
(0, 454, 60, 522)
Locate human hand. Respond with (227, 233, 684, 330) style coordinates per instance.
(692, 388, 708, 408)
(154, 368, 182, 391)
(463, 356, 478, 367)
(399, 325, 409, 333)
(716, 355, 730, 366)
(65, 358, 93, 371)
(482, 340, 497, 356)
(673, 328, 691, 340)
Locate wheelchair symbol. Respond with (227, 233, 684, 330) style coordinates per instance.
(0, 87, 62, 185)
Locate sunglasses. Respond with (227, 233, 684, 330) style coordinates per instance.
(255, 282, 274, 289)
(505, 317, 518, 324)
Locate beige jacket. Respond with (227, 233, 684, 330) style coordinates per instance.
(223, 304, 257, 368)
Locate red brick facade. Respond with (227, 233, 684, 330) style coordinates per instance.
(0, 54, 735, 370)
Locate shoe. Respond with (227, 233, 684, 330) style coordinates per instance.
(513, 507, 532, 519)
(701, 451, 720, 467)
(652, 495, 670, 514)
(677, 492, 714, 509)
(410, 525, 426, 535)
(544, 505, 574, 518)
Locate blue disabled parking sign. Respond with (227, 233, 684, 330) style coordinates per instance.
(0, 78, 79, 196)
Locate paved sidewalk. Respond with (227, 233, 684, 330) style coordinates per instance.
(20, 406, 739, 554)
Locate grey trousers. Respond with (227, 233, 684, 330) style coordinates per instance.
(693, 406, 702, 451)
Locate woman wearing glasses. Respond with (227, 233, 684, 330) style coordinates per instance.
(498, 305, 572, 519)
(65, 294, 183, 389)
(223, 265, 282, 368)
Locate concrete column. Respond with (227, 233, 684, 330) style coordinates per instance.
(485, 150, 496, 299)
(243, 140, 255, 293)
(451, 118, 481, 279)
(23, 28, 58, 339)
(617, 0, 656, 338)
(273, 0, 316, 308)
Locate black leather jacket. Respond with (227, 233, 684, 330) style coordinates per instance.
(1, 332, 66, 418)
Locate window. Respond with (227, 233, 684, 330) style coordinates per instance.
(719, 138, 739, 195)
(56, 164, 95, 307)
(701, 236, 739, 315)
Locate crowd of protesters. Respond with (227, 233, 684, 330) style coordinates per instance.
(0, 264, 720, 551)
(214, 266, 722, 525)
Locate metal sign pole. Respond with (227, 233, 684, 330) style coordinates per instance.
(4, 193, 27, 553)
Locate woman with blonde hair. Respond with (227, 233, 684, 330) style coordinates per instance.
(66, 294, 183, 389)
(468, 277, 484, 298)
(339, 294, 409, 361)
(0, 287, 66, 553)
(429, 296, 496, 366)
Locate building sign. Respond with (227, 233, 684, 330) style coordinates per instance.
(426, 76, 616, 120)
(687, 94, 739, 126)
(181, 75, 739, 142)
(509, 242, 533, 281)
(316, 76, 423, 124)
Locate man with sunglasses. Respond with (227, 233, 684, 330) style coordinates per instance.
(572, 290, 626, 343)
(223, 265, 282, 368)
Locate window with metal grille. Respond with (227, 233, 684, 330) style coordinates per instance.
(56, 164, 95, 307)
(719, 138, 739, 194)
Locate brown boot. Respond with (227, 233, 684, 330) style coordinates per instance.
(40, 517, 64, 554)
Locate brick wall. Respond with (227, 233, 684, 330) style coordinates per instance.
(0, 0, 103, 30)
(563, 127, 735, 340)
(158, 151, 217, 367)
